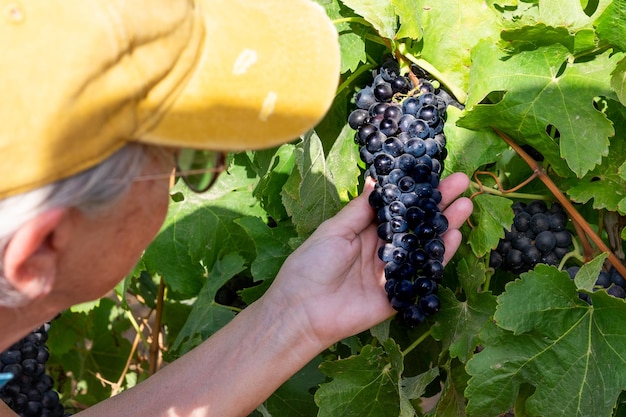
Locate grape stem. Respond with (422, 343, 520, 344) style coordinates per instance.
(469, 181, 550, 201)
(470, 170, 549, 201)
(493, 128, 626, 278)
(397, 47, 467, 105)
(402, 328, 433, 357)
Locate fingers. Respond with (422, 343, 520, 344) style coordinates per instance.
(442, 195, 473, 231)
(442, 229, 462, 266)
(438, 172, 470, 210)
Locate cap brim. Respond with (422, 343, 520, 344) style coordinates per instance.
(142, 0, 340, 151)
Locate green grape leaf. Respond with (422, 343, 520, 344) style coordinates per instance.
(400, 367, 439, 401)
(400, 368, 440, 417)
(318, 0, 367, 73)
(565, 137, 626, 211)
(414, 0, 501, 95)
(460, 42, 620, 178)
(537, 0, 612, 28)
(340, 0, 397, 40)
(339, 33, 368, 74)
(468, 194, 514, 257)
(596, 0, 626, 52)
(326, 123, 361, 203)
(612, 56, 626, 108)
(315, 340, 404, 417)
(281, 132, 342, 237)
(435, 359, 470, 417)
(253, 144, 296, 222)
(170, 253, 245, 355)
(392, 0, 422, 40)
(466, 265, 626, 417)
(234, 216, 297, 283)
(574, 253, 609, 292)
(433, 258, 497, 362)
(444, 107, 509, 178)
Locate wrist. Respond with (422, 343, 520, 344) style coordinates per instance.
(256, 287, 329, 361)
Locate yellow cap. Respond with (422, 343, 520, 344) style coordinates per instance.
(0, 0, 340, 198)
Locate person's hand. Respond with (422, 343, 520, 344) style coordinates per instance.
(264, 172, 473, 350)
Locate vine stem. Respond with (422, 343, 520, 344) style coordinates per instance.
(402, 328, 433, 357)
(493, 128, 626, 278)
(149, 277, 166, 375)
(469, 181, 551, 201)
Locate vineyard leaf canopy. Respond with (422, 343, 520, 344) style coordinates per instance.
(459, 41, 619, 178)
(144, 164, 264, 297)
(466, 265, 626, 417)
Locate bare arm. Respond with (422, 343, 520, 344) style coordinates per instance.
(39, 173, 473, 417)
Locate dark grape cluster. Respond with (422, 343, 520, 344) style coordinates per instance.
(0, 322, 67, 417)
(567, 265, 626, 303)
(490, 200, 573, 273)
(349, 60, 453, 326)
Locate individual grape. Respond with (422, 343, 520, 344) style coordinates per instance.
(418, 294, 441, 315)
(351, 59, 452, 326)
(414, 277, 438, 296)
(348, 109, 369, 130)
(374, 83, 394, 101)
(554, 230, 573, 248)
(379, 119, 398, 136)
(535, 230, 556, 253)
(530, 213, 550, 234)
(365, 131, 385, 153)
(373, 153, 395, 175)
(355, 86, 377, 109)
(513, 211, 531, 232)
(356, 123, 377, 143)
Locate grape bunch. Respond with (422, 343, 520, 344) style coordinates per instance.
(0, 322, 67, 417)
(349, 60, 453, 326)
(490, 200, 574, 274)
(567, 265, 626, 303)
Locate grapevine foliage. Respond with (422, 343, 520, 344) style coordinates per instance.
(35, 1, 626, 417)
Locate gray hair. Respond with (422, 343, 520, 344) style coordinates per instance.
(0, 144, 150, 306)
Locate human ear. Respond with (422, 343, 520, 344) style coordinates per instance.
(3, 208, 68, 300)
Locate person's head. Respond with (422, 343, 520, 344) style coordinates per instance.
(0, 0, 340, 308)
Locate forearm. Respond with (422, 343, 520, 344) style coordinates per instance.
(77, 294, 323, 417)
